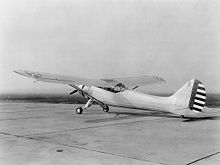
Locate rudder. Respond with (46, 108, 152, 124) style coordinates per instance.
(188, 79, 206, 112)
(171, 79, 206, 114)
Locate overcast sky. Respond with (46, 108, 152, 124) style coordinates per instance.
(0, 0, 219, 94)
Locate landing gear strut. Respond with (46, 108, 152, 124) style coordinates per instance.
(75, 98, 110, 114)
(75, 99, 93, 114)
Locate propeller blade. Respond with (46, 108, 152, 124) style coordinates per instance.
(70, 90, 78, 95)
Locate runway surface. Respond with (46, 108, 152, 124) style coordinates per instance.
(0, 102, 220, 165)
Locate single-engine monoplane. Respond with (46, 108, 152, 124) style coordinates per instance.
(14, 70, 206, 118)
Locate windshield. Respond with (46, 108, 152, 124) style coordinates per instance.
(98, 83, 127, 93)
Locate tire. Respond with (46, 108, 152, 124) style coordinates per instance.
(103, 105, 109, 112)
(76, 107, 83, 114)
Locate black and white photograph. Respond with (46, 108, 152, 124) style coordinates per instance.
(0, 0, 220, 164)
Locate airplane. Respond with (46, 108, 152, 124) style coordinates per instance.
(14, 70, 206, 118)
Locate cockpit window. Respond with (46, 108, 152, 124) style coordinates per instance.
(98, 83, 127, 93)
(112, 83, 127, 92)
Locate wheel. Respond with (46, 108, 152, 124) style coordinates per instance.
(76, 107, 83, 114)
(180, 115, 185, 118)
(103, 105, 109, 112)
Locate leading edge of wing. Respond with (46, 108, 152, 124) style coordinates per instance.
(14, 70, 165, 89)
(14, 70, 111, 87)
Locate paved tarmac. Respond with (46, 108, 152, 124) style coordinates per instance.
(0, 102, 219, 165)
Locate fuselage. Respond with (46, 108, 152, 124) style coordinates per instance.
(81, 85, 175, 114)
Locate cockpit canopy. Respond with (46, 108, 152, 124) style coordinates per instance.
(98, 83, 127, 93)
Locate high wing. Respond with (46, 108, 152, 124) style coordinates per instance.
(14, 70, 111, 88)
(14, 70, 165, 89)
(101, 76, 165, 90)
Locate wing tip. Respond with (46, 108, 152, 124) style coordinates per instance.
(13, 70, 25, 76)
(13, 70, 32, 78)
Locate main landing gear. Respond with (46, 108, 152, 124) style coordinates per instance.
(76, 107, 83, 114)
(75, 99, 109, 114)
(103, 105, 109, 113)
(75, 98, 93, 115)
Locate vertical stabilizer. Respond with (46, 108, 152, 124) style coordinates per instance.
(171, 79, 206, 114)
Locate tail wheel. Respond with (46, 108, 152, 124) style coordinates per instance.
(76, 107, 83, 114)
(103, 105, 109, 112)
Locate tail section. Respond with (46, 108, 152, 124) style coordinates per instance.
(188, 80, 206, 112)
(170, 79, 206, 115)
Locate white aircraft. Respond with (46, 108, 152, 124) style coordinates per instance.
(14, 70, 206, 118)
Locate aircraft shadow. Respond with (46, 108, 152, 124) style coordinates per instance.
(108, 110, 178, 118)
(86, 110, 179, 123)
(86, 109, 220, 123)
(182, 116, 220, 122)
(110, 110, 220, 122)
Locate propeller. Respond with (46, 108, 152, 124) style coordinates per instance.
(69, 90, 78, 95)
